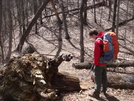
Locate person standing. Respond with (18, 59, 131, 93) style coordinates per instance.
(89, 29, 107, 98)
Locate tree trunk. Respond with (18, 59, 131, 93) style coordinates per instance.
(108, 0, 112, 20)
(0, 0, 4, 64)
(115, 0, 120, 37)
(33, 0, 38, 34)
(25, 0, 29, 27)
(21, 0, 25, 34)
(16, 0, 23, 36)
(80, 0, 85, 62)
(61, 0, 70, 39)
(83, 0, 88, 25)
(112, 0, 117, 32)
(133, 3, 134, 43)
(93, 0, 97, 23)
(39, 0, 43, 25)
(55, 22, 62, 58)
(16, 0, 51, 52)
(5, 1, 13, 62)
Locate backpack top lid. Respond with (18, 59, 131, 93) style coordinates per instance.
(103, 33, 113, 52)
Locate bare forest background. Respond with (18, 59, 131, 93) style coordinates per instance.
(0, 0, 134, 64)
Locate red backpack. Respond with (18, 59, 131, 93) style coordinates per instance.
(99, 32, 119, 63)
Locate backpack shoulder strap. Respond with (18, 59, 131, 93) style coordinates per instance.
(96, 38, 103, 49)
(97, 37, 103, 41)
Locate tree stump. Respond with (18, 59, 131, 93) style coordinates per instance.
(0, 53, 80, 101)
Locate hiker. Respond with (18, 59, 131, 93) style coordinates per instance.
(89, 29, 107, 98)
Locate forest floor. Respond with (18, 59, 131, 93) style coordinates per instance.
(0, 60, 134, 101)
(55, 61, 134, 101)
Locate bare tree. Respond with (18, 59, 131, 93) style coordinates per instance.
(5, 1, 13, 62)
(55, 23, 62, 58)
(112, 0, 117, 32)
(16, 0, 24, 36)
(39, 0, 43, 24)
(0, 0, 4, 64)
(93, 0, 97, 23)
(16, 0, 51, 52)
(80, 0, 86, 62)
(61, 0, 70, 39)
(33, 0, 38, 34)
(21, 0, 25, 34)
(116, 0, 120, 37)
(108, 0, 112, 21)
(83, 0, 88, 25)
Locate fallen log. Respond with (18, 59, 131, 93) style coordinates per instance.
(91, 72, 134, 89)
(72, 61, 134, 69)
(51, 71, 80, 92)
(105, 16, 134, 31)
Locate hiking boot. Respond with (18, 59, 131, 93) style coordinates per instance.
(101, 90, 111, 97)
(101, 90, 106, 94)
(90, 92, 100, 98)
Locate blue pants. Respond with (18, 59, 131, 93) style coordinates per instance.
(94, 65, 107, 94)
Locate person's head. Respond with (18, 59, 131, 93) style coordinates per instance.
(89, 29, 98, 39)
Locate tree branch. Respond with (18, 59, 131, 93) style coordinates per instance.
(44, 1, 106, 18)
